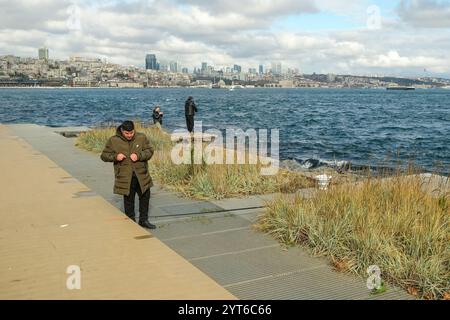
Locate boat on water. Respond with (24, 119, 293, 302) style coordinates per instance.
(386, 86, 415, 90)
(229, 84, 244, 91)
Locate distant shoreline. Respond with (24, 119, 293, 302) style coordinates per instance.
(0, 86, 448, 90)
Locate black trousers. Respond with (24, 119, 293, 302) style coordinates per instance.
(123, 174, 150, 222)
(186, 115, 194, 132)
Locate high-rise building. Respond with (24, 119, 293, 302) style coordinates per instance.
(233, 64, 241, 73)
(145, 54, 158, 70)
(182, 67, 189, 74)
(271, 62, 282, 75)
(259, 64, 264, 75)
(38, 47, 49, 60)
(201, 62, 208, 73)
(276, 63, 282, 75)
(169, 61, 178, 73)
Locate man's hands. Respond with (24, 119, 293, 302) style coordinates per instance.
(130, 153, 138, 162)
(116, 153, 126, 161)
(116, 153, 138, 162)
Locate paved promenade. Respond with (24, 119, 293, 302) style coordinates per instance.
(0, 125, 235, 299)
(1, 124, 414, 299)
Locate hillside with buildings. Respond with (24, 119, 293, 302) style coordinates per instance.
(1, 49, 449, 89)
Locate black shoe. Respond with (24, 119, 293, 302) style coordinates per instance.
(139, 220, 156, 229)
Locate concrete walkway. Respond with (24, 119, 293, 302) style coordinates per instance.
(0, 125, 235, 299)
(4, 124, 413, 300)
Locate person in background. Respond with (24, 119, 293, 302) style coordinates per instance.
(100, 120, 156, 229)
(184, 96, 197, 133)
(152, 106, 163, 126)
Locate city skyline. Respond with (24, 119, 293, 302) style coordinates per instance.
(0, 1, 450, 78)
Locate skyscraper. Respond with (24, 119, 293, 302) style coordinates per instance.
(145, 54, 158, 70)
(201, 62, 208, 73)
(259, 64, 264, 75)
(169, 61, 178, 73)
(38, 47, 49, 60)
(233, 64, 241, 73)
(271, 62, 282, 75)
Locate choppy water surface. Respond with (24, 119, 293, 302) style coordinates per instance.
(1, 87, 448, 172)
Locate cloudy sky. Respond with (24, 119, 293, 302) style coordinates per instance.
(1, 0, 449, 77)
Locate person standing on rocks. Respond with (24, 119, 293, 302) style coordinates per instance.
(184, 96, 197, 133)
(152, 106, 163, 126)
(100, 120, 156, 229)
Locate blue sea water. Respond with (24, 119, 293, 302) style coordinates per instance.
(0, 87, 449, 173)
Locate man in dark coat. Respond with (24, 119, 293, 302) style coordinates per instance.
(152, 106, 163, 125)
(101, 120, 156, 229)
(184, 96, 198, 132)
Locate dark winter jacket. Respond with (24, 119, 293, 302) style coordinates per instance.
(100, 126, 154, 196)
(152, 110, 163, 124)
(184, 98, 198, 116)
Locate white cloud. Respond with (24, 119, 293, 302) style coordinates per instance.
(355, 50, 446, 68)
(0, 0, 449, 77)
(398, 0, 450, 28)
(178, 0, 318, 17)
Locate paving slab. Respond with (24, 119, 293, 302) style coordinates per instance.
(159, 201, 224, 216)
(191, 245, 327, 286)
(226, 267, 411, 300)
(210, 195, 266, 211)
(163, 228, 277, 260)
(153, 215, 253, 241)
